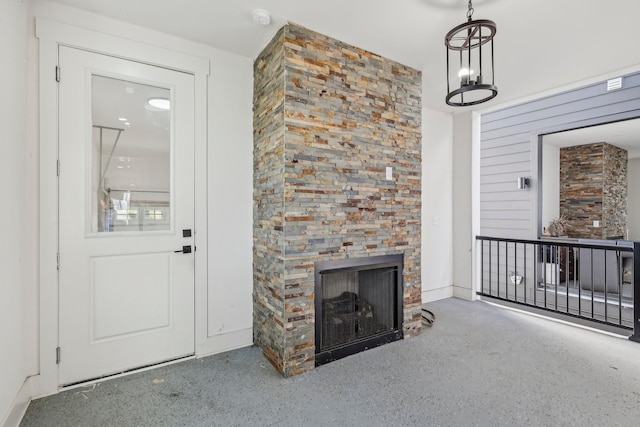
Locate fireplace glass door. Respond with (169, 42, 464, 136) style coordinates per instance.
(315, 255, 403, 365)
(319, 267, 397, 351)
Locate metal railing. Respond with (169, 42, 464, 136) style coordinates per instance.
(476, 236, 640, 342)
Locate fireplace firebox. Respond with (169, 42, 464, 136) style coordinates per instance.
(314, 254, 404, 366)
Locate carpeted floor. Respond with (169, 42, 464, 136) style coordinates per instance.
(21, 298, 640, 426)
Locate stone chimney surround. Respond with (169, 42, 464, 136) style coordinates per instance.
(253, 23, 422, 376)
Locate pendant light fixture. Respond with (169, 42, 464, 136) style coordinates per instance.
(445, 0, 497, 106)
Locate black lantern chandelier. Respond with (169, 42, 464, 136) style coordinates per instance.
(445, 0, 497, 106)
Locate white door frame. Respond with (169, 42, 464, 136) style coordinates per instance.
(36, 18, 209, 396)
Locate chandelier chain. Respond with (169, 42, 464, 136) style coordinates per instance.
(467, 0, 474, 20)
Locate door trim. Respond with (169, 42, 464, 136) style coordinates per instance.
(36, 18, 209, 396)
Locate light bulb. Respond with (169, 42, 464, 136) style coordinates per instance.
(458, 68, 474, 78)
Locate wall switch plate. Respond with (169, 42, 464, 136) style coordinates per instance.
(593, 220, 600, 228)
(386, 166, 393, 181)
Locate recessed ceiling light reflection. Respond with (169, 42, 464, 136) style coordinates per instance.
(118, 117, 127, 121)
(147, 97, 170, 111)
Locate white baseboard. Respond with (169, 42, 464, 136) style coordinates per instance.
(196, 327, 253, 358)
(452, 285, 475, 300)
(422, 286, 453, 303)
(2, 375, 39, 427)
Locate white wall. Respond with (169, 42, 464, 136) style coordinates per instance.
(421, 107, 453, 302)
(541, 143, 560, 232)
(0, 0, 29, 423)
(452, 112, 474, 299)
(204, 42, 254, 345)
(628, 158, 640, 240)
(28, 0, 254, 395)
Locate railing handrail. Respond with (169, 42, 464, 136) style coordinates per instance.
(475, 235, 635, 252)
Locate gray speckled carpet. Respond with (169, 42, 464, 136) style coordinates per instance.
(21, 298, 640, 426)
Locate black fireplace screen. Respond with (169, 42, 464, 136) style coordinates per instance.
(314, 255, 403, 365)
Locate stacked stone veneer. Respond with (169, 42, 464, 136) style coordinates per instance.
(253, 23, 422, 376)
(560, 142, 627, 239)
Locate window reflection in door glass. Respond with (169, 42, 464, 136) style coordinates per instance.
(91, 75, 171, 232)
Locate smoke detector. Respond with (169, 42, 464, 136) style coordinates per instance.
(252, 9, 271, 26)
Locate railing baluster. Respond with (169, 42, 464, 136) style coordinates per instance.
(565, 245, 569, 314)
(572, 244, 577, 315)
(618, 248, 623, 326)
(506, 242, 510, 300)
(604, 249, 608, 323)
(481, 239, 485, 295)
(523, 243, 527, 304)
(590, 248, 595, 321)
(513, 243, 518, 301)
(543, 244, 548, 308)
(577, 246, 582, 317)
(632, 241, 640, 342)
(497, 241, 500, 298)
(533, 242, 538, 307)
(553, 245, 557, 310)
(489, 240, 492, 296)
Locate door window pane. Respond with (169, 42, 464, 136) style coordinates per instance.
(91, 76, 171, 232)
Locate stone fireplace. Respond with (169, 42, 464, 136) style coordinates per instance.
(253, 23, 422, 376)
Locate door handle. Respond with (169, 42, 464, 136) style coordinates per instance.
(174, 245, 192, 254)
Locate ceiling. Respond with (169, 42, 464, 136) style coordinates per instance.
(92, 75, 170, 157)
(48, 0, 640, 112)
(543, 118, 640, 159)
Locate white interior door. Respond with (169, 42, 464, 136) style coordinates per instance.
(58, 46, 195, 385)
